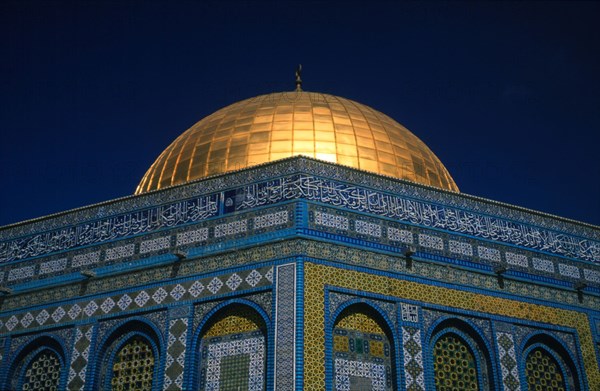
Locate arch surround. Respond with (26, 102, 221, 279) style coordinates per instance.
(426, 317, 497, 391)
(191, 300, 271, 391)
(329, 301, 398, 391)
(520, 332, 583, 391)
(93, 318, 164, 391)
(7, 335, 68, 391)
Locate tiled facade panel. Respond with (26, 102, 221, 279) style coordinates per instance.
(0, 260, 596, 390)
(305, 262, 597, 390)
(0, 160, 597, 390)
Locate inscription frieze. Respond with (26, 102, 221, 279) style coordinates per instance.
(0, 174, 598, 265)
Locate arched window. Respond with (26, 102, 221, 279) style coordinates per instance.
(21, 349, 62, 391)
(97, 320, 161, 391)
(525, 347, 566, 390)
(198, 304, 267, 391)
(8, 337, 66, 391)
(429, 320, 494, 391)
(432, 333, 478, 390)
(110, 336, 155, 390)
(332, 303, 396, 391)
(522, 335, 580, 391)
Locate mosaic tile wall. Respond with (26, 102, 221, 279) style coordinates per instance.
(495, 332, 521, 391)
(199, 305, 266, 391)
(67, 324, 94, 390)
(306, 204, 600, 289)
(163, 314, 189, 390)
(333, 324, 393, 390)
(402, 326, 425, 391)
(0, 158, 598, 390)
(274, 263, 296, 390)
(0, 266, 273, 334)
(304, 262, 599, 390)
(0, 205, 293, 287)
(432, 334, 478, 390)
(525, 348, 566, 391)
(110, 337, 155, 390)
(2, 158, 595, 244)
(21, 349, 61, 391)
(1, 159, 597, 288)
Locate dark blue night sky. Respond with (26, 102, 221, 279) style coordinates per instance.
(1, 1, 598, 227)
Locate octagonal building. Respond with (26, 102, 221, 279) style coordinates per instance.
(0, 88, 598, 390)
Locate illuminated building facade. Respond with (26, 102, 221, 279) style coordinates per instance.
(0, 90, 598, 390)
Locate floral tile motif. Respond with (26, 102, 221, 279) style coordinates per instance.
(402, 326, 425, 391)
(496, 332, 521, 391)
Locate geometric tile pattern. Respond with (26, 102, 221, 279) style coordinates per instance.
(110, 338, 155, 390)
(67, 325, 94, 391)
(275, 263, 296, 390)
(315, 211, 349, 231)
(584, 268, 600, 283)
(333, 305, 393, 391)
(336, 312, 383, 335)
(558, 263, 580, 279)
(0, 267, 273, 334)
(449, 240, 473, 257)
(478, 246, 501, 262)
(163, 318, 188, 390)
(525, 348, 566, 391)
(303, 262, 600, 389)
(140, 236, 171, 254)
(22, 349, 61, 391)
(334, 358, 386, 391)
(496, 332, 521, 391)
(201, 333, 265, 391)
(254, 210, 289, 230)
(39, 258, 68, 275)
(433, 334, 478, 390)
(7, 265, 35, 282)
(418, 234, 444, 251)
(402, 327, 425, 391)
(532, 258, 555, 273)
(355, 220, 382, 238)
(387, 227, 413, 244)
(505, 252, 528, 268)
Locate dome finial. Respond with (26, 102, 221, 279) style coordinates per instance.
(295, 64, 303, 91)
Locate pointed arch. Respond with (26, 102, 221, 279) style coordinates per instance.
(94, 318, 163, 391)
(330, 301, 397, 391)
(427, 317, 496, 390)
(8, 335, 67, 391)
(193, 300, 269, 391)
(521, 332, 582, 391)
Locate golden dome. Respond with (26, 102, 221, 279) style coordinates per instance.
(136, 91, 459, 194)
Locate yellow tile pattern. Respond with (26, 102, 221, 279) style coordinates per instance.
(336, 311, 384, 334)
(434, 334, 479, 390)
(136, 92, 458, 193)
(333, 334, 350, 352)
(303, 263, 599, 390)
(203, 307, 263, 337)
(525, 348, 566, 391)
